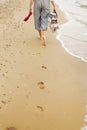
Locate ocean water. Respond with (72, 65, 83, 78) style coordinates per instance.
(55, 0, 87, 62)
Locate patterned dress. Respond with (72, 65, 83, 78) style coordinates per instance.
(33, 0, 50, 30)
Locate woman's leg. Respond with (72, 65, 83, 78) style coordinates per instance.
(38, 30, 46, 46)
(38, 30, 41, 39)
(40, 30, 46, 46)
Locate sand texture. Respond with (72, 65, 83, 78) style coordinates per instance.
(0, 0, 87, 130)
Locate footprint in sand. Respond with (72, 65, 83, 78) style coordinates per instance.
(2, 93, 6, 96)
(17, 86, 20, 88)
(1, 100, 6, 105)
(37, 81, 45, 90)
(6, 44, 11, 48)
(2, 73, 5, 77)
(1, 85, 4, 88)
(41, 65, 47, 69)
(36, 105, 44, 112)
(2, 73, 8, 79)
(5, 71, 8, 74)
(6, 127, 17, 130)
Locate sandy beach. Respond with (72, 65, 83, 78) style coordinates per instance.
(0, 0, 87, 130)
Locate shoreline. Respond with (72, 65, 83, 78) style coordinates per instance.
(55, 2, 87, 63)
(56, 33, 87, 63)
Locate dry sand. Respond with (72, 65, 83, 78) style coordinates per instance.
(0, 0, 87, 130)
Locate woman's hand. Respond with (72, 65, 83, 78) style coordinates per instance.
(51, 0, 55, 10)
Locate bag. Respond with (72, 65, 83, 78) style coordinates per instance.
(49, 9, 59, 32)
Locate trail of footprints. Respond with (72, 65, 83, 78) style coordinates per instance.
(0, 65, 47, 130)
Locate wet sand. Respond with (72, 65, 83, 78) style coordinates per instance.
(0, 0, 87, 130)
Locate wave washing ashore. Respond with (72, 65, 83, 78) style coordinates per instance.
(55, 0, 87, 63)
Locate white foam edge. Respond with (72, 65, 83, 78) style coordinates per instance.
(81, 126, 87, 130)
(55, 2, 87, 63)
(56, 33, 87, 63)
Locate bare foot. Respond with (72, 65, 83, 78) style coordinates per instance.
(41, 36, 46, 46)
(42, 42, 46, 46)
